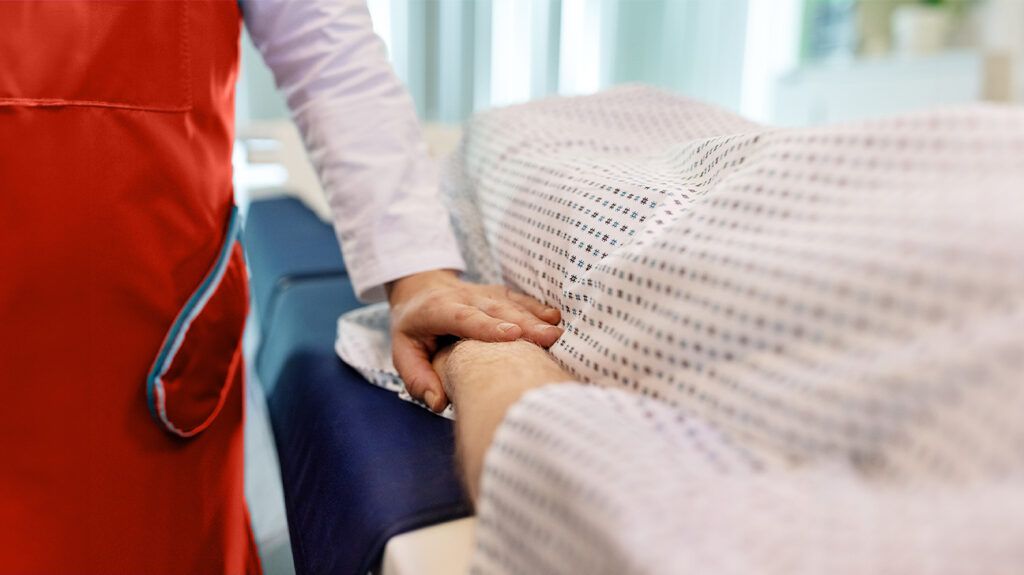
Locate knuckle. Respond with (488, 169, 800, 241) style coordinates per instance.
(404, 382, 423, 399)
(404, 372, 429, 394)
(453, 306, 476, 322)
(482, 301, 506, 316)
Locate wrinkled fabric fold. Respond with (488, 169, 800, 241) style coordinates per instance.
(336, 86, 1024, 573)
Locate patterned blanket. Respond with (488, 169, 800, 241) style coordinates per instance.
(337, 86, 1024, 573)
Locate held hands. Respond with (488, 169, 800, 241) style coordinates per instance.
(386, 269, 562, 412)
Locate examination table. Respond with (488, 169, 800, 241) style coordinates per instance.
(242, 197, 473, 574)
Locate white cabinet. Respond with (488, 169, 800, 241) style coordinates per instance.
(772, 50, 990, 126)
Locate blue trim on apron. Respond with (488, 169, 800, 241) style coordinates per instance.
(146, 207, 242, 436)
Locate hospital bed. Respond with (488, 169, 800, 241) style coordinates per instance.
(242, 196, 473, 574)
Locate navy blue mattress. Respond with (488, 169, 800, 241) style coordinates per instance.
(243, 197, 472, 575)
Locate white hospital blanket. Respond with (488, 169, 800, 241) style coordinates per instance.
(336, 86, 1024, 573)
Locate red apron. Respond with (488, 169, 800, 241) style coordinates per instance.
(0, 1, 260, 572)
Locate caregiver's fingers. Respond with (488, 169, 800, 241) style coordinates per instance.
(416, 302, 525, 343)
(430, 343, 460, 402)
(475, 297, 563, 347)
(502, 289, 562, 326)
(392, 334, 449, 412)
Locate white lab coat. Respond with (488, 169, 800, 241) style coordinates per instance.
(242, 0, 465, 302)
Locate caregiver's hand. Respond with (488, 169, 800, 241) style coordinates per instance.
(386, 269, 562, 412)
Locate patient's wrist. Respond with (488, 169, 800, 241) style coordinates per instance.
(442, 339, 567, 405)
(437, 339, 571, 502)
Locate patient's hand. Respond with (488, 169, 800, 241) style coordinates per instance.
(432, 339, 572, 501)
(387, 270, 562, 412)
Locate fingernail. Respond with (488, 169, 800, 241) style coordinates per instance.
(540, 324, 562, 331)
(424, 390, 437, 409)
(544, 308, 558, 315)
(498, 322, 517, 333)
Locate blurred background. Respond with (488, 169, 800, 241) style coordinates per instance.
(238, 0, 1024, 128)
(234, 0, 1024, 214)
(237, 1, 1024, 573)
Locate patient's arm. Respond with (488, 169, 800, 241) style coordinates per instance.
(432, 339, 572, 502)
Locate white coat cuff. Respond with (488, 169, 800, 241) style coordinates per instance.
(352, 248, 467, 303)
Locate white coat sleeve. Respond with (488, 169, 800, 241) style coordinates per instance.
(240, 0, 465, 302)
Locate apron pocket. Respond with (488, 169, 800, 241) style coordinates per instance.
(0, 1, 191, 112)
(146, 208, 248, 438)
